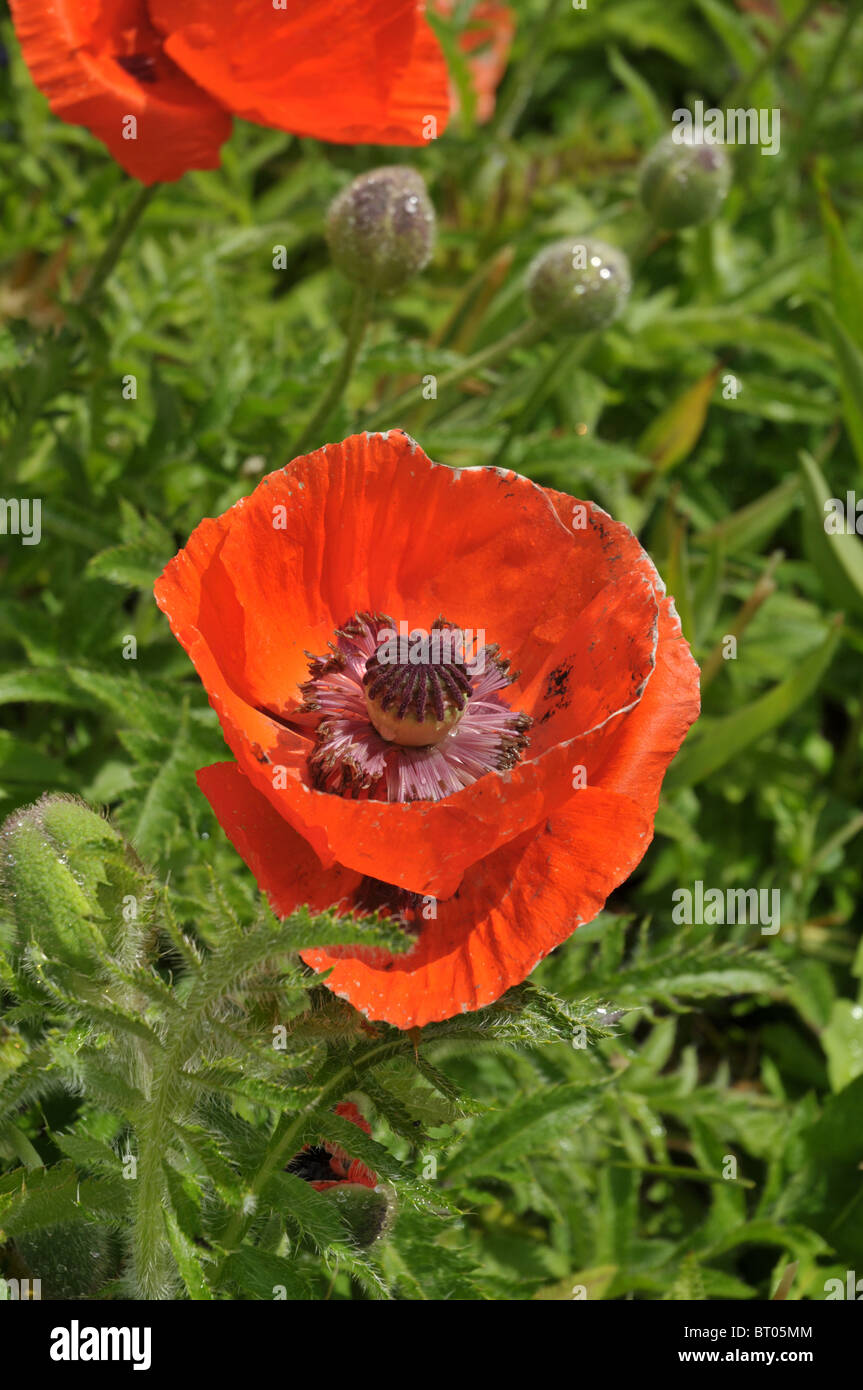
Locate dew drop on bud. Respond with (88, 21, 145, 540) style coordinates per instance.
(326, 166, 436, 294)
(638, 132, 730, 230)
(525, 237, 631, 333)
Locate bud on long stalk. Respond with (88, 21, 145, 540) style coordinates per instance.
(327, 166, 436, 294)
(526, 237, 632, 333)
(638, 133, 730, 230)
(0, 794, 152, 970)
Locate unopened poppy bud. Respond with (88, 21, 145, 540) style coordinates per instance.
(526, 238, 631, 333)
(638, 133, 730, 229)
(9, 1223, 113, 1299)
(320, 1182, 395, 1248)
(0, 795, 151, 966)
(326, 166, 436, 294)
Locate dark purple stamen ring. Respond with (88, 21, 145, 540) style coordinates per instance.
(363, 644, 473, 724)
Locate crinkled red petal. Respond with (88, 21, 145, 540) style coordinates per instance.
(156, 432, 660, 899)
(198, 759, 654, 1028)
(148, 0, 450, 145)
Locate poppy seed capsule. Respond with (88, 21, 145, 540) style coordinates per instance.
(326, 166, 436, 294)
(362, 643, 472, 747)
(639, 133, 730, 230)
(526, 238, 631, 333)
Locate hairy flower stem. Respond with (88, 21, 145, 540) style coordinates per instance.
(132, 1051, 179, 1299)
(84, 182, 160, 302)
(366, 319, 543, 431)
(289, 283, 374, 458)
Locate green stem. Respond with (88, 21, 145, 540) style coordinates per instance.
(83, 182, 159, 302)
(608, 1161, 756, 1189)
(289, 283, 374, 458)
(491, 0, 569, 141)
(726, 0, 822, 109)
(807, 810, 863, 874)
(367, 319, 543, 432)
(490, 332, 593, 469)
(132, 1052, 177, 1299)
(627, 219, 661, 270)
(798, 0, 863, 157)
(699, 550, 783, 691)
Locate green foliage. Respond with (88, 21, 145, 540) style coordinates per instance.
(2, 0, 863, 1301)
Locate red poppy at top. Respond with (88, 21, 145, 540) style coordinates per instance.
(155, 432, 700, 1030)
(8, 0, 453, 183)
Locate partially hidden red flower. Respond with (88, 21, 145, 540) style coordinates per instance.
(8, 0, 450, 183)
(287, 1102, 377, 1191)
(434, 0, 515, 123)
(154, 431, 700, 1030)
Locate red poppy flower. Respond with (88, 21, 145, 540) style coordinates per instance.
(155, 431, 700, 1029)
(287, 1102, 377, 1191)
(434, 1, 515, 124)
(8, 0, 450, 184)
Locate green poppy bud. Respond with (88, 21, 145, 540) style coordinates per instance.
(326, 166, 436, 294)
(319, 1182, 394, 1248)
(526, 237, 632, 333)
(639, 133, 730, 229)
(5, 1224, 114, 1300)
(0, 795, 152, 968)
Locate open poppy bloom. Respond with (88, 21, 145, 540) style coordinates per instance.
(287, 1102, 377, 1191)
(433, 1, 515, 124)
(8, 0, 450, 183)
(155, 431, 700, 1029)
